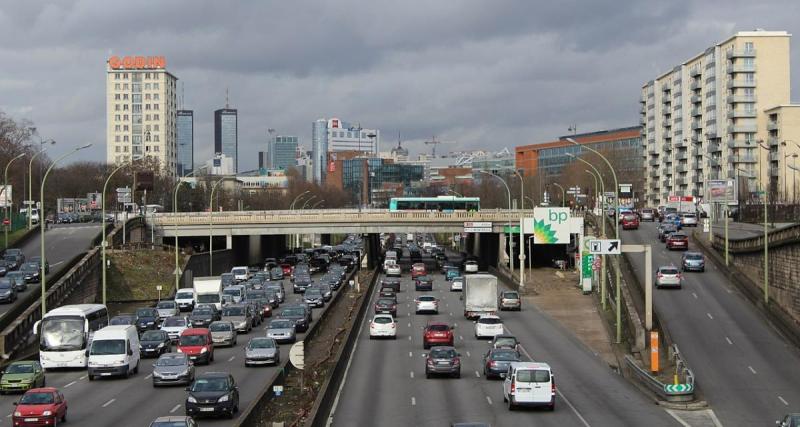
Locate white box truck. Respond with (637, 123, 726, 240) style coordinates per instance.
(463, 274, 498, 319)
(193, 276, 223, 311)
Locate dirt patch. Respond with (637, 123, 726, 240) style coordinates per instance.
(107, 248, 187, 301)
(254, 270, 372, 426)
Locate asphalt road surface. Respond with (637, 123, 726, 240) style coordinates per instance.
(623, 221, 800, 426)
(329, 270, 678, 427)
(0, 223, 101, 318)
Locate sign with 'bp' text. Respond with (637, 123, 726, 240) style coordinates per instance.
(523, 208, 571, 244)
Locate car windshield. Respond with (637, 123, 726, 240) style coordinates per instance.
(152, 421, 190, 426)
(0, 282, 11, 290)
(5, 363, 34, 374)
(191, 377, 229, 392)
(157, 301, 175, 309)
(90, 339, 126, 355)
(210, 322, 232, 332)
(21, 263, 38, 271)
(661, 268, 679, 275)
(517, 369, 550, 383)
(248, 339, 275, 349)
(232, 268, 247, 276)
(20, 392, 54, 405)
(197, 294, 219, 304)
(141, 331, 164, 341)
(223, 288, 242, 296)
(671, 234, 687, 239)
(376, 299, 394, 305)
(156, 355, 187, 367)
(40, 317, 85, 350)
(305, 290, 322, 297)
(418, 296, 435, 302)
(223, 307, 245, 316)
(503, 292, 519, 299)
(685, 254, 703, 260)
(270, 320, 294, 329)
(110, 316, 134, 325)
(429, 348, 456, 358)
(495, 337, 516, 346)
(136, 308, 155, 318)
(373, 317, 393, 324)
(491, 350, 519, 361)
(478, 317, 502, 325)
(163, 317, 186, 327)
(281, 307, 304, 317)
(175, 291, 193, 299)
(428, 324, 449, 331)
(193, 308, 212, 316)
(180, 334, 207, 346)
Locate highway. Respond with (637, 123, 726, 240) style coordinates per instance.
(330, 269, 678, 427)
(0, 274, 343, 426)
(0, 223, 101, 318)
(623, 221, 800, 426)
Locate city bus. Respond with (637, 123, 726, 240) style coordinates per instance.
(34, 304, 109, 369)
(388, 196, 480, 212)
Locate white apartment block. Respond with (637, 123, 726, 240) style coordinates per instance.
(106, 55, 178, 176)
(641, 30, 797, 207)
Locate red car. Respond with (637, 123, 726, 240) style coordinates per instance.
(423, 321, 454, 349)
(411, 263, 427, 279)
(280, 263, 293, 276)
(666, 233, 689, 250)
(12, 388, 67, 427)
(621, 214, 639, 230)
(177, 328, 214, 365)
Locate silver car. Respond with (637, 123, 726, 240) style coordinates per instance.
(156, 300, 179, 319)
(244, 337, 280, 367)
(266, 319, 297, 343)
(681, 213, 699, 227)
(655, 266, 682, 288)
(222, 304, 253, 333)
(209, 321, 238, 347)
(499, 290, 521, 311)
(152, 352, 195, 387)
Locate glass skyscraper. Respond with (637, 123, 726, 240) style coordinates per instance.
(312, 119, 328, 184)
(176, 110, 193, 176)
(268, 136, 298, 170)
(214, 108, 238, 172)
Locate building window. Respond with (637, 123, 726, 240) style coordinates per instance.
(744, 42, 754, 52)
(123, 83, 129, 90)
(114, 94, 120, 100)
(154, 104, 159, 110)
(154, 146, 160, 152)
(154, 83, 159, 89)
(115, 114, 121, 121)
(146, 114, 151, 121)
(115, 104, 121, 111)
(145, 93, 151, 100)
(123, 114, 129, 120)
(154, 124, 159, 131)
(154, 134, 160, 142)
(123, 94, 129, 100)
(153, 93, 159, 100)
(123, 136, 129, 142)
(115, 136, 121, 143)
(146, 146, 151, 152)
(123, 73, 128, 79)
(123, 104, 129, 111)
(145, 83, 151, 90)
(145, 104, 151, 110)
(115, 73, 120, 80)
(154, 114, 160, 120)
(123, 125, 129, 131)
(115, 83, 120, 90)
(115, 125, 121, 131)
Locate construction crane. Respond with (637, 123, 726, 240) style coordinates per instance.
(424, 136, 454, 157)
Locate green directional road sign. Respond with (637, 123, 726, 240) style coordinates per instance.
(503, 225, 521, 233)
(581, 252, 593, 279)
(663, 383, 693, 394)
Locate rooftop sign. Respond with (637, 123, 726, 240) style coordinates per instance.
(108, 56, 166, 70)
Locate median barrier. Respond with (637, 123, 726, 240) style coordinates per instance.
(624, 343, 695, 402)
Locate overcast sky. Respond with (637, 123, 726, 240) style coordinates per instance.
(1, 0, 799, 170)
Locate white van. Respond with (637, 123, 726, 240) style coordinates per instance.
(503, 362, 555, 411)
(87, 325, 140, 380)
(231, 266, 249, 282)
(174, 288, 196, 311)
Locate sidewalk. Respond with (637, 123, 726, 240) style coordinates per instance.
(522, 267, 618, 368)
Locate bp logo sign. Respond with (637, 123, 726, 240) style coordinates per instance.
(525, 208, 570, 244)
(664, 384, 693, 394)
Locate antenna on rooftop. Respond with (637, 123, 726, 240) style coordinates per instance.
(225, 87, 230, 109)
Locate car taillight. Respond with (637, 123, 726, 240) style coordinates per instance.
(657, 273, 662, 278)
(490, 360, 497, 367)
(426, 359, 434, 366)
(453, 357, 460, 365)
(552, 381, 556, 395)
(511, 381, 516, 394)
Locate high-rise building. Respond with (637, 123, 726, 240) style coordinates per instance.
(214, 108, 238, 173)
(641, 30, 798, 206)
(312, 119, 329, 184)
(267, 135, 299, 170)
(327, 118, 380, 153)
(106, 55, 178, 175)
(176, 110, 193, 177)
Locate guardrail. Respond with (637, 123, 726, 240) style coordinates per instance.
(712, 222, 800, 253)
(624, 344, 695, 402)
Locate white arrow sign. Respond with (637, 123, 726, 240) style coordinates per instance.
(588, 239, 621, 255)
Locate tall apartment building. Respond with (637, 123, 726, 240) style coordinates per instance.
(214, 108, 238, 173)
(267, 135, 299, 170)
(641, 30, 794, 207)
(176, 110, 193, 177)
(311, 119, 329, 184)
(106, 55, 178, 175)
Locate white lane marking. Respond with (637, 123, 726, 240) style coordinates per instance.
(748, 366, 757, 374)
(504, 324, 591, 427)
(466, 351, 471, 357)
(102, 398, 116, 408)
(454, 322, 458, 327)
(144, 373, 153, 379)
(725, 337, 733, 345)
(459, 335, 463, 341)
(475, 371, 480, 378)
(486, 396, 493, 405)
(51, 261, 65, 267)
(408, 336, 411, 341)
(449, 312, 453, 316)
(409, 352, 413, 357)
(228, 356, 236, 362)
(64, 381, 77, 388)
(79, 375, 87, 380)
(692, 292, 698, 299)
(170, 404, 182, 413)
(411, 397, 416, 406)
(410, 371, 414, 379)
(665, 409, 692, 427)
(778, 395, 789, 406)
(707, 313, 714, 320)
(408, 322, 411, 327)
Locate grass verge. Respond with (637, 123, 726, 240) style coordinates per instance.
(107, 249, 187, 301)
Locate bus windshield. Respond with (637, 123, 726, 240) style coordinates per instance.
(40, 316, 85, 351)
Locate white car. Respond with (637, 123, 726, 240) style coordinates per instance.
(464, 260, 479, 273)
(415, 295, 439, 314)
(474, 314, 504, 339)
(160, 316, 189, 341)
(680, 213, 698, 227)
(385, 262, 402, 277)
(155, 300, 179, 319)
(450, 277, 464, 292)
(369, 314, 397, 339)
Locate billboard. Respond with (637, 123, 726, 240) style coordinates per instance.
(706, 179, 737, 203)
(0, 185, 11, 208)
(523, 207, 571, 244)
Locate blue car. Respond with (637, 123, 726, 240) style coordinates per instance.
(445, 267, 460, 281)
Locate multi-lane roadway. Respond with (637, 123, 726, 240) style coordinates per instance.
(0, 223, 101, 318)
(624, 221, 800, 426)
(330, 268, 679, 426)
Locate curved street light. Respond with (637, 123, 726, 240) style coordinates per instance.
(172, 170, 198, 296)
(552, 183, 566, 207)
(311, 199, 325, 209)
(3, 152, 27, 249)
(290, 190, 311, 210)
(301, 195, 317, 210)
(209, 177, 225, 275)
(40, 143, 92, 316)
(512, 170, 524, 210)
(28, 146, 52, 230)
(479, 170, 516, 279)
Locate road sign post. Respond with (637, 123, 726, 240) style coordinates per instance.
(650, 331, 659, 374)
(588, 239, 621, 255)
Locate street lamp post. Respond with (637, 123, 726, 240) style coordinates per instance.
(101, 159, 139, 305)
(40, 144, 92, 316)
(524, 196, 535, 209)
(480, 171, 518, 285)
(311, 199, 325, 209)
(3, 153, 27, 249)
(209, 177, 225, 276)
(172, 170, 197, 295)
(566, 137, 621, 342)
(552, 183, 566, 207)
(784, 140, 800, 203)
(512, 170, 524, 210)
(289, 190, 310, 210)
(28, 147, 51, 230)
(584, 170, 598, 211)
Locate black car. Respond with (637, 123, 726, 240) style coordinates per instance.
(0, 260, 9, 277)
(140, 330, 172, 358)
(3, 254, 22, 271)
(381, 277, 401, 293)
(189, 306, 219, 328)
(293, 275, 313, 293)
(136, 307, 161, 332)
(0, 281, 17, 303)
(425, 346, 461, 378)
(374, 298, 397, 317)
(278, 305, 312, 332)
(482, 348, 521, 379)
(185, 372, 239, 419)
(110, 313, 136, 325)
(29, 256, 49, 275)
(19, 262, 41, 283)
(415, 275, 434, 291)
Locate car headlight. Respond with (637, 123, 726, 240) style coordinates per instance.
(157, 342, 165, 348)
(200, 347, 208, 354)
(187, 395, 197, 403)
(178, 369, 189, 376)
(14, 411, 21, 417)
(177, 348, 183, 353)
(42, 411, 52, 416)
(218, 394, 230, 402)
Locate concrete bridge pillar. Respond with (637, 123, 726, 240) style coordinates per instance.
(226, 234, 233, 250)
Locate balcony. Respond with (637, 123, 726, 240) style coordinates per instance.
(648, 157, 660, 165)
(648, 103, 655, 110)
(690, 95, 702, 104)
(650, 182, 660, 190)
(640, 94, 646, 103)
(768, 136, 781, 146)
(693, 175, 704, 184)
(690, 67, 702, 77)
(727, 110, 757, 119)
(662, 120, 672, 128)
(731, 155, 758, 163)
(640, 116, 646, 125)
(676, 164, 688, 173)
(767, 121, 779, 131)
(727, 48, 757, 58)
(650, 170, 660, 178)
(727, 140, 750, 149)
(648, 149, 658, 156)
(691, 120, 703, 130)
(675, 152, 688, 160)
(662, 179, 672, 187)
(673, 78, 683, 86)
(707, 143, 721, 153)
(662, 97, 672, 106)
(727, 63, 757, 73)
(647, 127, 656, 134)
(769, 151, 781, 162)
(674, 139, 688, 148)
(691, 107, 702, 117)
(727, 124, 758, 133)
(727, 79, 757, 88)
(727, 170, 738, 179)
(690, 81, 702, 90)
(708, 171, 721, 180)
(663, 143, 673, 152)
(727, 94, 757, 104)
(770, 167, 780, 177)
(691, 162, 703, 170)
(675, 178, 687, 186)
